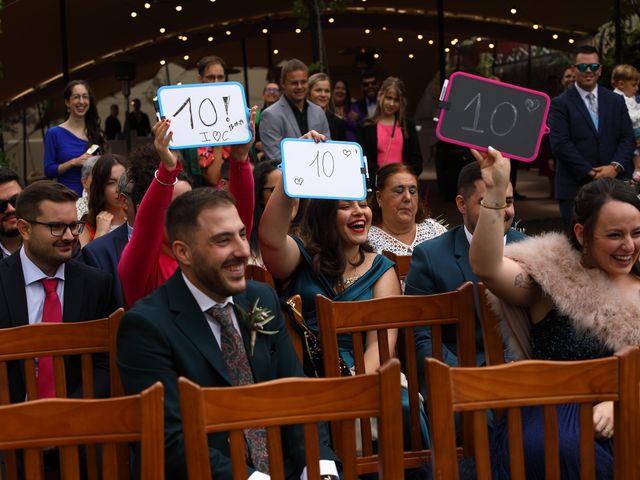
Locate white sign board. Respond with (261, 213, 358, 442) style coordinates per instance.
(281, 139, 367, 200)
(156, 82, 251, 149)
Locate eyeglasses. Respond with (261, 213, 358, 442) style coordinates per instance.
(362, 80, 377, 86)
(264, 88, 280, 94)
(575, 63, 601, 73)
(22, 219, 85, 237)
(0, 194, 18, 213)
(70, 94, 90, 101)
(203, 74, 226, 82)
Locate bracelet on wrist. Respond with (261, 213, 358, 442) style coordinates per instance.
(154, 169, 178, 187)
(480, 199, 508, 210)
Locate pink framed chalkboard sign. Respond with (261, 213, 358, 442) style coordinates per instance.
(435, 72, 551, 162)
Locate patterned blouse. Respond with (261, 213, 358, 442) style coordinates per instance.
(368, 219, 447, 255)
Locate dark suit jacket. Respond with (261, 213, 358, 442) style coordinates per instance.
(549, 85, 635, 200)
(117, 271, 337, 479)
(0, 253, 116, 402)
(405, 225, 526, 390)
(82, 223, 129, 307)
(259, 96, 330, 161)
(326, 111, 347, 141)
(357, 118, 423, 179)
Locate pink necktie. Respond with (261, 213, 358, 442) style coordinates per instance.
(37, 278, 62, 398)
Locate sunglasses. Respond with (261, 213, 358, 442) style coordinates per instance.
(575, 63, 601, 73)
(0, 194, 18, 214)
(362, 80, 377, 86)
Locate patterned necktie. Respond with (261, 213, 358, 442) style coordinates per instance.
(38, 278, 62, 398)
(586, 92, 599, 129)
(208, 305, 269, 473)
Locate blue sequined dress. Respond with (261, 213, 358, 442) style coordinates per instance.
(281, 236, 430, 448)
(491, 308, 614, 479)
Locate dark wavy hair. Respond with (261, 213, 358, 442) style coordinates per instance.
(86, 154, 128, 228)
(332, 79, 353, 115)
(300, 199, 373, 285)
(570, 178, 640, 274)
(250, 160, 279, 256)
(369, 162, 425, 225)
(126, 144, 192, 209)
(63, 80, 104, 151)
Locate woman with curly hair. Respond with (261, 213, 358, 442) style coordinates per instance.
(44, 80, 104, 195)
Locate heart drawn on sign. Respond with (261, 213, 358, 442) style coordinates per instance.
(294, 177, 304, 185)
(524, 98, 541, 113)
(342, 149, 352, 157)
(212, 131, 222, 141)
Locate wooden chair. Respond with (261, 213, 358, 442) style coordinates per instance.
(245, 264, 276, 289)
(425, 346, 640, 480)
(381, 251, 412, 284)
(477, 283, 507, 366)
(0, 382, 164, 480)
(0, 308, 125, 480)
(316, 282, 476, 473)
(178, 359, 405, 479)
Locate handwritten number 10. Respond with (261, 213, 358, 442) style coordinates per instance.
(309, 151, 335, 178)
(461, 93, 518, 137)
(172, 97, 218, 128)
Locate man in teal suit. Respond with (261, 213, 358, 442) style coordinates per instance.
(117, 188, 338, 479)
(405, 162, 525, 391)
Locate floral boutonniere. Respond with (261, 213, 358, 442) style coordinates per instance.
(236, 298, 278, 355)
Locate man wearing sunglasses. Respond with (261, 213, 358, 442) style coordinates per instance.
(549, 45, 635, 231)
(357, 71, 380, 118)
(0, 181, 115, 402)
(0, 167, 23, 259)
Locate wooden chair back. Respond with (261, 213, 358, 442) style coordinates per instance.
(315, 282, 476, 472)
(381, 251, 412, 284)
(178, 359, 404, 480)
(0, 382, 164, 480)
(245, 264, 276, 289)
(0, 308, 125, 480)
(477, 283, 506, 366)
(425, 346, 640, 480)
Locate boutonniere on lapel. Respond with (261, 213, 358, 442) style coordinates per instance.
(236, 298, 278, 355)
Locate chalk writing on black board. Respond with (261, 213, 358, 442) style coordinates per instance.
(309, 151, 336, 178)
(462, 94, 519, 137)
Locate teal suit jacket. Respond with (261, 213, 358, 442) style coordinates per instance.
(405, 226, 526, 391)
(117, 270, 337, 479)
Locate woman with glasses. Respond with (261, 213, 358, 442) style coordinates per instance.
(44, 80, 104, 196)
(357, 76, 423, 180)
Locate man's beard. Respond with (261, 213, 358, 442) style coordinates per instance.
(0, 225, 20, 238)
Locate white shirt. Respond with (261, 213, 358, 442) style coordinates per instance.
(0, 240, 12, 259)
(20, 247, 65, 325)
(614, 88, 640, 129)
(181, 273, 338, 480)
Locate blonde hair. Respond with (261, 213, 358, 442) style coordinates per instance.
(308, 72, 335, 112)
(611, 64, 640, 86)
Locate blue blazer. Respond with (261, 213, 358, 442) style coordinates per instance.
(82, 223, 129, 307)
(405, 225, 526, 391)
(117, 271, 338, 479)
(548, 85, 634, 200)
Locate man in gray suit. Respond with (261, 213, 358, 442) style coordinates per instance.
(259, 58, 331, 161)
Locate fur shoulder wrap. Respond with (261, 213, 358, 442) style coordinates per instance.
(486, 232, 640, 358)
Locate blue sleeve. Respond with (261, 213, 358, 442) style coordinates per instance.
(44, 128, 60, 178)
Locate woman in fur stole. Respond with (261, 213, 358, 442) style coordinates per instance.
(468, 147, 640, 480)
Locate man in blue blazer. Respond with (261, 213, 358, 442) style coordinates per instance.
(549, 45, 634, 231)
(405, 162, 525, 392)
(117, 188, 338, 479)
(259, 58, 330, 161)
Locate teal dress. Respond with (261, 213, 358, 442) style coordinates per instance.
(282, 237, 430, 448)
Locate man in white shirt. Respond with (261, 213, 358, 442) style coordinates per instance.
(0, 180, 115, 402)
(117, 188, 339, 479)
